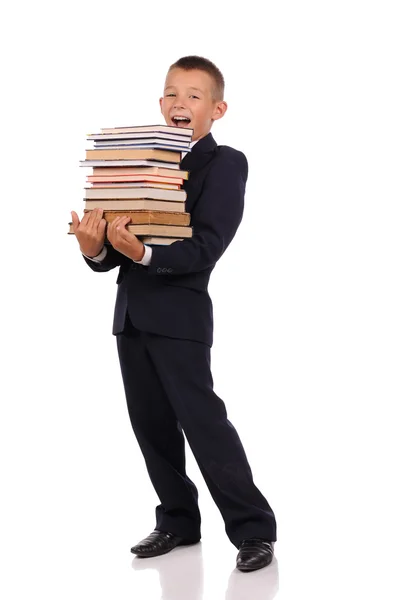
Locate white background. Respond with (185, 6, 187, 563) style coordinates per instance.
(0, 1, 398, 598)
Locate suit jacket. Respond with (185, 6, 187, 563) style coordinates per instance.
(83, 132, 248, 347)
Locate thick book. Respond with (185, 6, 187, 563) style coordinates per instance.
(92, 142, 189, 152)
(68, 230, 185, 246)
(68, 223, 192, 238)
(92, 137, 190, 148)
(84, 187, 186, 201)
(85, 148, 181, 162)
(91, 166, 189, 179)
(80, 159, 181, 169)
(84, 199, 185, 212)
(87, 174, 184, 185)
(127, 224, 192, 238)
(99, 124, 193, 137)
(89, 182, 180, 190)
(81, 209, 190, 226)
(88, 131, 192, 142)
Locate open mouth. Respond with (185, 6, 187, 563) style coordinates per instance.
(171, 116, 192, 128)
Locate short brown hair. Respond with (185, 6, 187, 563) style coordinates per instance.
(168, 55, 225, 102)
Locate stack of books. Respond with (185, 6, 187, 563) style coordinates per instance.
(69, 124, 194, 246)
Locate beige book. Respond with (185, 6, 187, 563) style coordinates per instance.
(84, 187, 186, 201)
(84, 199, 185, 212)
(92, 166, 189, 179)
(99, 124, 193, 137)
(85, 148, 181, 163)
(127, 224, 192, 238)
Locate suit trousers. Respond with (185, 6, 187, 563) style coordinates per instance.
(116, 312, 277, 548)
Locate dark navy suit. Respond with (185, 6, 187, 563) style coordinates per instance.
(83, 132, 277, 547)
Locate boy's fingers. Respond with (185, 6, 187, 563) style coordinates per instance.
(94, 208, 104, 222)
(86, 209, 98, 228)
(107, 217, 129, 245)
(71, 211, 80, 229)
(99, 219, 107, 235)
(116, 225, 131, 240)
(115, 217, 132, 230)
(85, 209, 102, 234)
(115, 219, 131, 236)
(80, 211, 92, 228)
(109, 216, 124, 234)
(107, 219, 116, 236)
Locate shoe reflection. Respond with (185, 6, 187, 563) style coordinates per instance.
(132, 542, 204, 600)
(225, 558, 279, 600)
(131, 542, 279, 600)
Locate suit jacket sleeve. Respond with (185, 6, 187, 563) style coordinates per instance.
(82, 244, 132, 273)
(147, 150, 248, 276)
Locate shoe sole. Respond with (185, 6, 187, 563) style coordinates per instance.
(131, 539, 200, 558)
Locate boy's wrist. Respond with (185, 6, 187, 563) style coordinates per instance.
(82, 247, 101, 258)
(134, 242, 145, 261)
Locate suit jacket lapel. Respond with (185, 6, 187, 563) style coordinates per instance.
(180, 132, 217, 172)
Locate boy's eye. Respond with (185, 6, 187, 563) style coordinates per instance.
(165, 94, 199, 99)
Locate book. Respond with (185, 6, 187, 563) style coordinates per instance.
(82, 209, 190, 226)
(80, 159, 181, 169)
(92, 137, 190, 148)
(92, 143, 189, 152)
(99, 124, 193, 137)
(87, 174, 184, 185)
(89, 182, 180, 190)
(85, 148, 181, 162)
(84, 199, 186, 212)
(91, 166, 189, 179)
(127, 224, 192, 238)
(68, 223, 192, 238)
(84, 187, 186, 201)
(88, 131, 193, 142)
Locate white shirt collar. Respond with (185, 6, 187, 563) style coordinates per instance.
(182, 138, 199, 160)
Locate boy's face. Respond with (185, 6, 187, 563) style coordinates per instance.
(159, 68, 227, 142)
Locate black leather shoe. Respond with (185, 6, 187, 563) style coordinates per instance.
(236, 538, 275, 572)
(130, 530, 199, 558)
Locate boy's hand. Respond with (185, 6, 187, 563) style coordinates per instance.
(71, 208, 106, 258)
(107, 216, 145, 262)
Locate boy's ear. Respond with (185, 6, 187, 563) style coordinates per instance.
(212, 101, 228, 122)
(159, 97, 163, 111)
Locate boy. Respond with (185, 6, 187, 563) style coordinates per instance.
(71, 56, 277, 572)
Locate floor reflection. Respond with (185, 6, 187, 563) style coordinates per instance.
(225, 558, 279, 600)
(131, 542, 279, 600)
